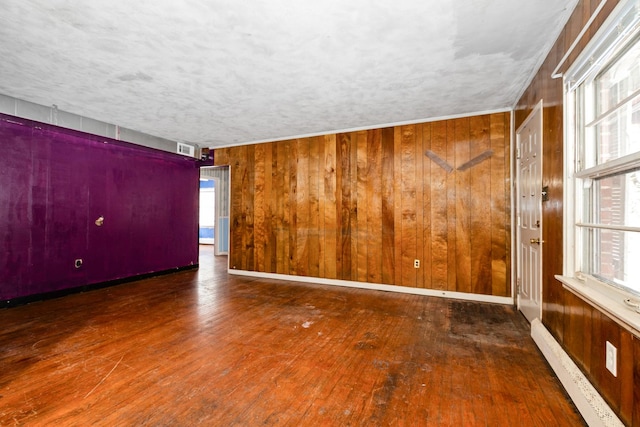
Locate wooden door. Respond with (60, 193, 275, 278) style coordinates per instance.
(516, 101, 543, 323)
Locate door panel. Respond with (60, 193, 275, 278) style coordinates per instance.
(517, 102, 543, 323)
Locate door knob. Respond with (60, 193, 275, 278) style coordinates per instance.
(530, 238, 543, 244)
(95, 216, 104, 226)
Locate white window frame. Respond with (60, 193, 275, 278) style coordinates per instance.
(559, 0, 640, 336)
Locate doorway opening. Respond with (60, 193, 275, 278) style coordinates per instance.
(199, 178, 215, 245)
(199, 166, 230, 257)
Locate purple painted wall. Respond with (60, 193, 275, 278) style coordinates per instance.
(0, 113, 199, 301)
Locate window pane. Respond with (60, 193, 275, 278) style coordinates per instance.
(199, 189, 216, 226)
(594, 97, 640, 164)
(592, 169, 640, 227)
(576, 23, 640, 297)
(588, 227, 640, 294)
(597, 39, 640, 114)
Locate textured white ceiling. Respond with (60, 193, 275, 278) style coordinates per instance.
(0, 0, 577, 147)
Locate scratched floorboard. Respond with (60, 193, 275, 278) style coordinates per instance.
(0, 245, 584, 426)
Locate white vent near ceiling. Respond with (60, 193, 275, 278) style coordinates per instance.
(177, 142, 195, 157)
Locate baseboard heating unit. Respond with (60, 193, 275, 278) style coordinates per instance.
(531, 319, 623, 427)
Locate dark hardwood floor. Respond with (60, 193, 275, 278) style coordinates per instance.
(0, 245, 584, 426)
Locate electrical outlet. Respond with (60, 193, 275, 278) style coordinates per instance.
(414, 259, 420, 268)
(605, 341, 617, 377)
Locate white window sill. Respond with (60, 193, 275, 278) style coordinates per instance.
(556, 274, 640, 338)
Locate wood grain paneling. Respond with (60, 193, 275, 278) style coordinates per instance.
(621, 330, 634, 425)
(356, 131, 368, 283)
(288, 140, 298, 275)
(454, 119, 471, 294)
(634, 337, 640, 426)
(266, 143, 276, 272)
(338, 133, 351, 281)
(393, 126, 403, 287)
(446, 120, 458, 292)
(244, 144, 255, 271)
(515, 0, 640, 424)
(368, 129, 384, 283)
(277, 141, 290, 275)
(324, 135, 337, 280)
(381, 128, 395, 284)
(563, 292, 592, 374)
(215, 113, 511, 297)
(400, 125, 417, 288)
(591, 310, 622, 411)
(350, 133, 361, 282)
(490, 114, 509, 296)
(308, 137, 321, 277)
(229, 145, 246, 270)
(542, 105, 566, 344)
(470, 115, 492, 295)
(296, 138, 310, 277)
(419, 124, 430, 289)
(254, 143, 266, 272)
(430, 121, 448, 291)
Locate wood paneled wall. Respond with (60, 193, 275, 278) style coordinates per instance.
(214, 113, 511, 297)
(515, 0, 640, 425)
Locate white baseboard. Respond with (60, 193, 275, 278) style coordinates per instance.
(530, 319, 623, 427)
(227, 269, 514, 305)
